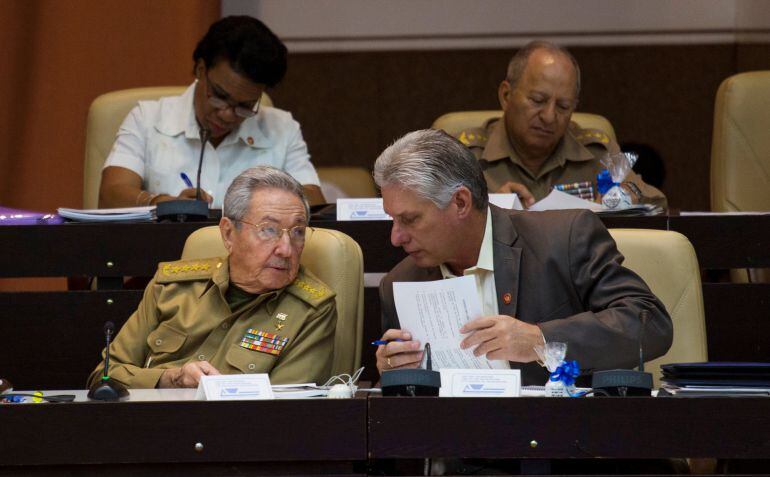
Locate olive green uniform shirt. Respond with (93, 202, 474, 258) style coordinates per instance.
(87, 257, 337, 389)
(458, 119, 667, 208)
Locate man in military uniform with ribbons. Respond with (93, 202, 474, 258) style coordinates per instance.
(457, 41, 666, 208)
(88, 166, 336, 388)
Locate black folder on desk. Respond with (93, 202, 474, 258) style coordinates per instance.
(662, 362, 770, 387)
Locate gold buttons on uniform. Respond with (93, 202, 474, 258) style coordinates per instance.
(198, 354, 205, 361)
(155, 339, 163, 346)
(248, 363, 256, 370)
(221, 323, 229, 329)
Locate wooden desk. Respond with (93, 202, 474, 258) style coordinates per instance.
(0, 397, 367, 475)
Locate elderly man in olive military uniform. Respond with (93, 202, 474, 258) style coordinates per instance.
(88, 166, 336, 389)
(457, 40, 666, 208)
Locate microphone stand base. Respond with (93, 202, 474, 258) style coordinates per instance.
(381, 369, 441, 396)
(156, 200, 209, 222)
(591, 369, 653, 397)
(87, 378, 129, 401)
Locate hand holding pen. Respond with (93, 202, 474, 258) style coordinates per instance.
(374, 329, 423, 373)
(178, 172, 213, 204)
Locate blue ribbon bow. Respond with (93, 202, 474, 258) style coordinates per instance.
(549, 360, 580, 387)
(596, 169, 618, 195)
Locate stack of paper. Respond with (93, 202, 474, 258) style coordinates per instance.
(57, 206, 156, 222)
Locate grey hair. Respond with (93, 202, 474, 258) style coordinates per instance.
(506, 40, 581, 98)
(373, 129, 488, 210)
(223, 166, 309, 224)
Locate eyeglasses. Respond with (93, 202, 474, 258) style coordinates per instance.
(238, 220, 309, 245)
(205, 72, 261, 119)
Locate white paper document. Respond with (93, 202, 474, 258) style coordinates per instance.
(393, 276, 509, 370)
(336, 198, 391, 221)
(488, 193, 523, 210)
(57, 206, 156, 222)
(528, 189, 603, 212)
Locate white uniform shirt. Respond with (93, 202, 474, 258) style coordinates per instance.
(440, 207, 499, 318)
(104, 82, 320, 208)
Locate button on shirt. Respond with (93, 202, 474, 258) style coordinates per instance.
(103, 82, 320, 208)
(440, 208, 499, 318)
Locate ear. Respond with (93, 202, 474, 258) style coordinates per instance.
(195, 60, 205, 80)
(498, 80, 513, 110)
(219, 217, 235, 253)
(452, 186, 474, 220)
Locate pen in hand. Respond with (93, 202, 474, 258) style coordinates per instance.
(371, 339, 404, 346)
(180, 172, 194, 189)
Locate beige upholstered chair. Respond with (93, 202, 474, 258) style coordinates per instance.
(317, 166, 377, 201)
(711, 71, 770, 213)
(609, 229, 707, 388)
(181, 225, 364, 377)
(432, 110, 617, 144)
(83, 86, 273, 209)
(711, 71, 770, 283)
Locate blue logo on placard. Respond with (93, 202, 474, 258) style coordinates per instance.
(463, 384, 505, 394)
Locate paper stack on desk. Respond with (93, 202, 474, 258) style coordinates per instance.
(661, 362, 770, 396)
(57, 206, 156, 222)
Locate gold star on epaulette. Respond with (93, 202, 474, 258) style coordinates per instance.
(293, 279, 326, 299)
(458, 131, 470, 145)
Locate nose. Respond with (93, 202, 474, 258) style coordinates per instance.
(216, 106, 239, 123)
(539, 101, 556, 125)
(390, 222, 408, 247)
(273, 232, 294, 258)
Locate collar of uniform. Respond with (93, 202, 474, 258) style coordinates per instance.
(440, 207, 495, 278)
(207, 256, 285, 312)
(481, 118, 595, 170)
(153, 81, 275, 149)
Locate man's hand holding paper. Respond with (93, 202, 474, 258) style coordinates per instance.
(460, 315, 544, 362)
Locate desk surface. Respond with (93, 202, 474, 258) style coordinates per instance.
(2, 394, 769, 475)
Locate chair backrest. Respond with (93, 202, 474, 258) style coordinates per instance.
(317, 166, 377, 200)
(608, 229, 707, 388)
(711, 71, 770, 212)
(181, 225, 364, 377)
(83, 86, 273, 209)
(431, 110, 617, 144)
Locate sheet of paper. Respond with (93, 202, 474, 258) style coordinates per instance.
(439, 368, 521, 397)
(195, 374, 274, 401)
(488, 193, 523, 210)
(393, 276, 509, 370)
(528, 189, 604, 212)
(336, 198, 392, 221)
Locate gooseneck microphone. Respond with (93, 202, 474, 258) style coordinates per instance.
(87, 321, 128, 401)
(195, 128, 210, 201)
(156, 126, 211, 222)
(591, 309, 654, 397)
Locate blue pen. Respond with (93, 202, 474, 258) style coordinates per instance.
(180, 172, 194, 188)
(371, 339, 404, 346)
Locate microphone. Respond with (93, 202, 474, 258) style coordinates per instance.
(381, 342, 441, 397)
(591, 309, 654, 397)
(87, 321, 128, 401)
(155, 126, 211, 222)
(195, 128, 210, 201)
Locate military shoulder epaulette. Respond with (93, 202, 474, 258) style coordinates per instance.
(287, 268, 335, 307)
(155, 258, 221, 283)
(456, 127, 489, 148)
(573, 125, 611, 148)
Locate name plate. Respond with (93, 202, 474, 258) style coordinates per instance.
(195, 374, 274, 401)
(439, 368, 521, 397)
(336, 198, 391, 221)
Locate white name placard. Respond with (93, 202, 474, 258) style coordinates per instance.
(195, 374, 274, 401)
(336, 198, 391, 221)
(439, 368, 521, 397)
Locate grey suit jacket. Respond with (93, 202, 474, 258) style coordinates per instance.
(380, 205, 673, 384)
